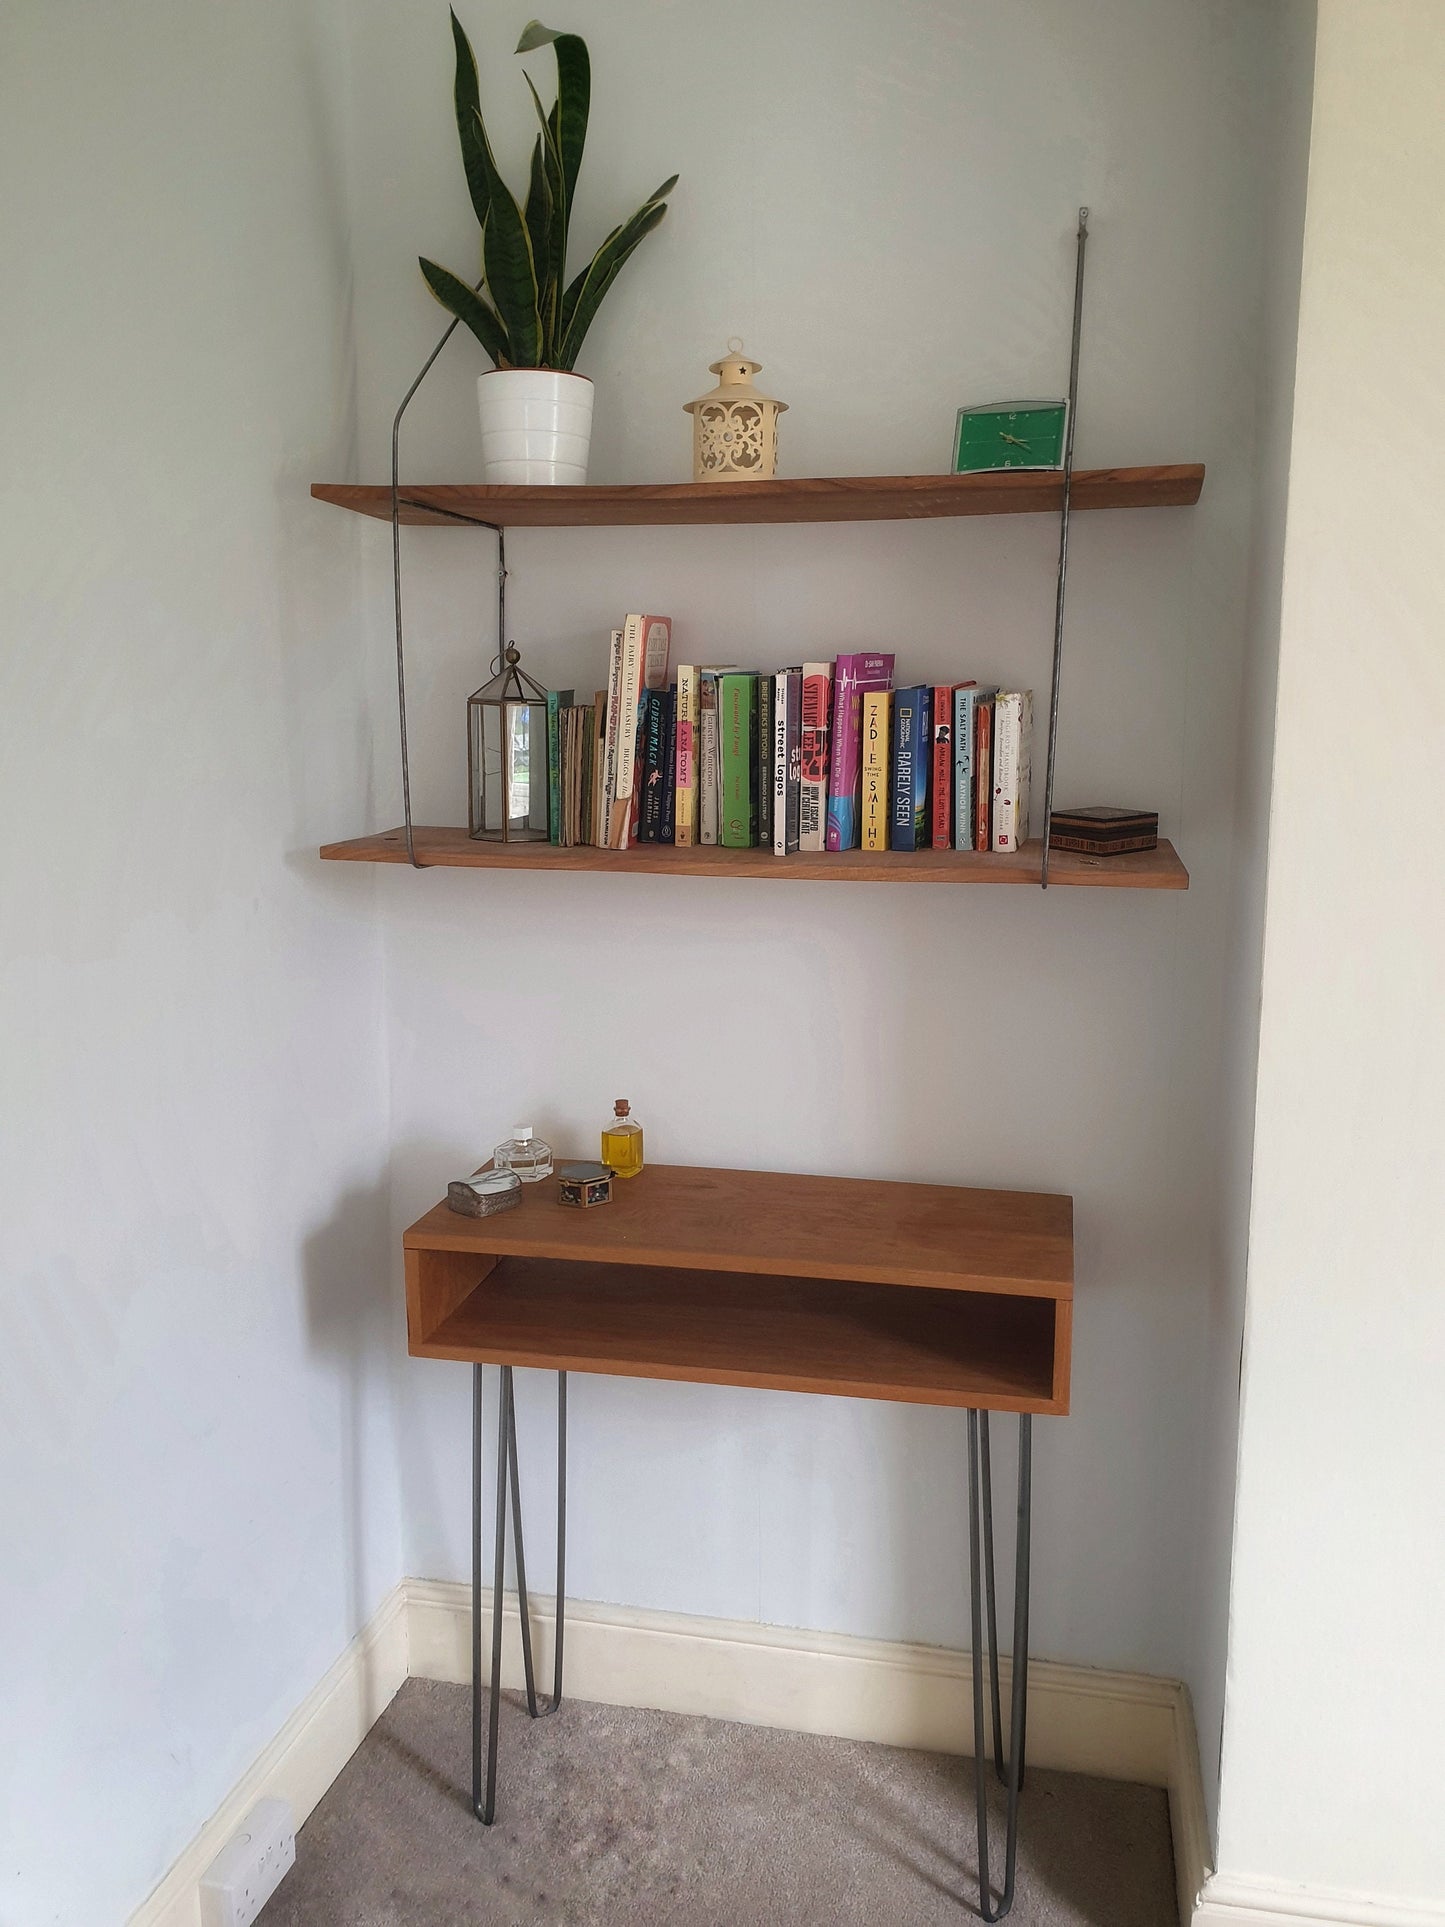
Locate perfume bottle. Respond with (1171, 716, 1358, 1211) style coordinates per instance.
(492, 1125, 553, 1182)
(600, 1100, 644, 1179)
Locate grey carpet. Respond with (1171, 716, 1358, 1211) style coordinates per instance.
(260, 1678, 1175, 1926)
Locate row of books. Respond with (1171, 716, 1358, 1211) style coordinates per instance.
(543, 615, 1034, 855)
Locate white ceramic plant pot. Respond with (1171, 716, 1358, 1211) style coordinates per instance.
(476, 369, 593, 485)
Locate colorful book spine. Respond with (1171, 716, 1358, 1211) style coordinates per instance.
(889, 685, 927, 851)
(591, 688, 608, 845)
(974, 695, 995, 853)
(754, 672, 773, 851)
(991, 690, 1033, 853)
(674, 665, 700, 847)
(931, 685, 956, 849)
(952, 685, 990, 851)
(611, 613, 671, 848)
(635, 689, 668, 841)
(773, 668, 802, 856)
(698, 668, 733, 846)
(826, 652, 895, 851)
(861, 689, 891, 852)
(798, 663, 832, 852)
(719, 672, 757, 848)
(601, 629, 625, 845)
(659, 689, 678, 844)
(546, 688, 573, 844)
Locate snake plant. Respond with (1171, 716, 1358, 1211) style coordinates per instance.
(420, 13, 677, 372)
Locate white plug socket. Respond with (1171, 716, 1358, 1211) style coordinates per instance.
(199, 1796, 296, 1927)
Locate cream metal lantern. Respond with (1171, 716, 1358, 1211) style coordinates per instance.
(684, 339, 787, 481)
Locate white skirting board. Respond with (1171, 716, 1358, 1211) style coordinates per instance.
(1195, 1875, 1445, 1927)
(134, 1578, 1209, 1926)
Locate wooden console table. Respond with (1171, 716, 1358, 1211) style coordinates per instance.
(404, 1163, 1074, 1921)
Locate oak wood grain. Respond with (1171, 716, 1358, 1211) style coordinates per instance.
(311, 465, 1203, 528)
(320, 827, 1189, 890)
(403, 1164, 1073, 1299)
(411, 1255, 1062, 1413)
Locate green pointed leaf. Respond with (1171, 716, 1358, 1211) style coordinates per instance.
(521, 70, 567, 359)
(449, 10, 490, 230)
(558, 176, 677, 352)
(468, 107, 541, 364)
(419, 257, 512, 366)
(557, 197, 670, 370)
(522, 134, 551, 339)
(515, 21, 589, 212)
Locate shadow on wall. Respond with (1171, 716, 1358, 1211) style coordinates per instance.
(302, 1175, 400, 1693)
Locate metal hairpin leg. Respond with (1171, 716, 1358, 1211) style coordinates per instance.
(967, 1411, 1032, 1920)
(472, 1364, 568, 1825)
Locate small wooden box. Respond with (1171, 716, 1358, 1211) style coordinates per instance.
(1049, 807, 1159, 856)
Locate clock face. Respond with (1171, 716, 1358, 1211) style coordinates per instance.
(953, 402, 1068, 474)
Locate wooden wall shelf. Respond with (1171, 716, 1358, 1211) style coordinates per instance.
(311, 464, 1204, 529)
(404, 1163, 1074, 1414)
(320, 825, 1189, 889)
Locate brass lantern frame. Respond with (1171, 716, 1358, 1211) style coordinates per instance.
(467, 643, 551, 843)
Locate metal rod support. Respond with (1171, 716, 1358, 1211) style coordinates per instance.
(967, 1411, 1032, 1920)
(1041, 207, 1090, 890)
(471, 1366, 568, 1828)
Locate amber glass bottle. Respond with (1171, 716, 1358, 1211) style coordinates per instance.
(600, 1099, 644, 1179)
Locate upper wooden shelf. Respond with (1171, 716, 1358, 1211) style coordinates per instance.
(311, 464, 1204, 529)
(319, 826, 1189, 890)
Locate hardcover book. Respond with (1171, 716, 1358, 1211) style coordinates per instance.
(698, 666, 737, 846)
(798, 662, 832, 852)
(610, 613, 672, 848)
(773, 668, 802, 856)
(932, 684, 959, 849)
(659, 689, 678, 844)
(754, 672, 774, 851)
(952, 684, 992, 852)
(674, 665, 700, 847)
(718, 672, 758, 848)
(546, 688, 574, 844)
(974, 695, 995, 853)
(890, 684, 928, 851)
(826, 652, 895, 851)
(635, 688, 669, 842)
(991, 690, 1033, 853)
(861, 688, 890, 852)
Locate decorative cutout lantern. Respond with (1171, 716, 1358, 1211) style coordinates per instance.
(467, 644, 550, 842)
(684, 339, 787, 481)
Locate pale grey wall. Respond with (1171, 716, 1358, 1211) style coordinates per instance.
(0, 5, 400, 1920)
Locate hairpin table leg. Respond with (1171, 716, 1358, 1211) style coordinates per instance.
(967, 1410, 1033, 1920)
(473, 1366, 568, 1826)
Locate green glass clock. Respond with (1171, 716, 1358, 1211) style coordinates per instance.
(952, 399, 1069, 474)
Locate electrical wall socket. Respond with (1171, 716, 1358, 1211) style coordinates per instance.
(199, 1796, 296, 1927)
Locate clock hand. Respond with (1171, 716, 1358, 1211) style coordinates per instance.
(999, 432, 1033, 449)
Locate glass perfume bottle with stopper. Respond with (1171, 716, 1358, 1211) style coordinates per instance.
(492, 1125, 553, 1182)
(600, 1100, 643, 1179)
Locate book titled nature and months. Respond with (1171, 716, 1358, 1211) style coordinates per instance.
(673, 665, 701, 847)
(826, 652, 895, 851)
(991, 690, 1033, 853)
(718, 672, 759, 849)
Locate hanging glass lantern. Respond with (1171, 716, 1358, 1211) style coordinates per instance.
(683, 339, 787, 481)
(467, 644, 550, 842)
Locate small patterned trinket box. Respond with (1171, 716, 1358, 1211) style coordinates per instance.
(446, 1170, 524, 1218)
(557, 1162, 614, 1209)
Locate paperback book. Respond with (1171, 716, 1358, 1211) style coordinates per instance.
(861, 688, 890, 852)
(889, 684, 929, 852)
(826, 652, 894, 851)
(798, 663, 832, 852)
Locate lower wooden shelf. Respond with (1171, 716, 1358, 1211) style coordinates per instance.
(416, 1257, 1062, 1413)
(322, 826, 1188, 890)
